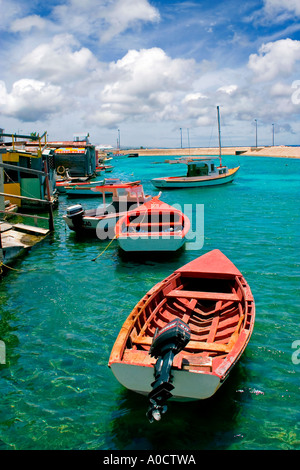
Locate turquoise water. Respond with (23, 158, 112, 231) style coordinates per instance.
(0, 154, 299, 450)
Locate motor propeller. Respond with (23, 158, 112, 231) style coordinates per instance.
(146, 319, 191, 423)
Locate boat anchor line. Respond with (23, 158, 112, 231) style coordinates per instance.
(0, 261, 24, 274)
(146, 319, 191, 423)
(91, 234, 117, 261)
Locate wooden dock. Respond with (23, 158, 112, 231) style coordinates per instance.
(0, 222, 50, 271)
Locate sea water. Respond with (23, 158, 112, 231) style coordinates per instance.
(0, 154, 299, 450)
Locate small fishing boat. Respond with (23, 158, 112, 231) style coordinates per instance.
(108, 249, 255, 421)
(64, 178, 129, 197)
(114, 195, 190, 252)
(96, 164, 113, 173)
(63, 181, 150, 238)
(56, 176, 93, 193)
(151, 106, 239, 189)
(151, 157, 239, 189)
(109, 153, 131, 159)
(98, 156, 113, 163)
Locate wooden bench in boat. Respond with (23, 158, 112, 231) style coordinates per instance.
(126, 222, 184, 232)
(132, 335, 232, 353)
(166, 289, 240, 302)
(128, 221, 183, 227)
(132, 312, 245, 354)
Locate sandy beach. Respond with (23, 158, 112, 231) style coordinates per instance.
(125, 146, 300, 159)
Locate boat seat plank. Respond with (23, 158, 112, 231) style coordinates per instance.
(186, 340, 230, 353)
(128, 222, 182, 227)
(132, 335, 231, 353)
(166, 289, 240, 302)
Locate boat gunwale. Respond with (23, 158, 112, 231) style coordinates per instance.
(114, 201, 191, 240)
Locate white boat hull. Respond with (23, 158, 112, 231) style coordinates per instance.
(110, 362, 221, 400)
(117, 234, 186, 252)
(63, 213, 119, 238)
(152, 171, 237, 189)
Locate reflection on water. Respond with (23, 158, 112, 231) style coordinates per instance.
(109, 360, 253, 451)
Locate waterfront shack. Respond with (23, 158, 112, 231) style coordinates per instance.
(0, 133, 57, 211)
(0, 147, 51, 273)
(49, 135, 96, 178)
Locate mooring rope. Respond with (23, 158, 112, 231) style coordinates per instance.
(0, 261, 24, 274)
(91, 235, 117, 262)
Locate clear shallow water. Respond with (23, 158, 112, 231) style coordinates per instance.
(0, 154, 299, 450)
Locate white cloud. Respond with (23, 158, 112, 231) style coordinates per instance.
(0, 79, 63, 121)
(217, 85, 238, 95)
(16, 34, 98, 84)
(263, 0, 300, 19)
(248, 39, 300, 82)
(251, 0, 300, 27)
(270, 82, 293, 97)
(101, 0, 160, 42)
(0, 0, 23, 32)
(182, 92, 208, 103)
(1, 1, 300, 145)
(11, 14, 48, 32)
(87, 48, 196, 127)
(52, 0, 160, 42)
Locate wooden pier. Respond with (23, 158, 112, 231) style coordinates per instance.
(0, 221, 50, 271)
(0, 146, 53, 274)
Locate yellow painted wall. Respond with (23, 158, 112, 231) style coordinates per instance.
(2, 152, 20, 163)
(3, 183, 21, 206)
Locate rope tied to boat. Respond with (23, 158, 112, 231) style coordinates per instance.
(91, 234, 117, 261)
(0, 261, 24, 273)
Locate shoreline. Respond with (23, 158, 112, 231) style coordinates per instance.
(124, 145, 300, 159)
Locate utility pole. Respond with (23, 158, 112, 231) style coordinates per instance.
(44, 160, 54, 232)
(217, 106, 222, 167)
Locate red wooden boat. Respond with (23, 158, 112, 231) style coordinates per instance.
(108, 249, 255, 421)
(114, 195, 190, 252)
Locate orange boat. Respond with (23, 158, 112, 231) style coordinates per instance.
(114, 195, 190, 252)
(108, 249, 255, 421)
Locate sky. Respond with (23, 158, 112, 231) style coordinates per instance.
(1, 0, 300, 148)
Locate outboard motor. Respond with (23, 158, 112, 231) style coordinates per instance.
(66, 204, 85, 230)
(146, 319, 191, 423)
